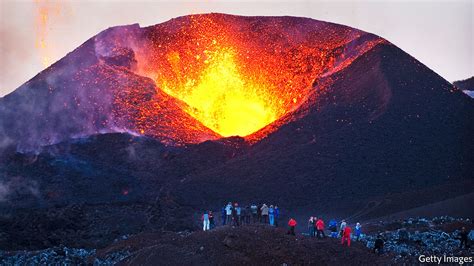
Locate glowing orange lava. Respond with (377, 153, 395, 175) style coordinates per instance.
(135, 14, 349, 137)
(102, 14, 385, 142)
(159, 47, 279, 137)
(34, 0, 65, 68)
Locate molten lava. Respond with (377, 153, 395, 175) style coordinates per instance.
(160, 47, 277, 137)
(98, 14, 385, 143)
(134, 14, 355, 137)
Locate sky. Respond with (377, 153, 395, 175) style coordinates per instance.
(0, 0, 472, 97)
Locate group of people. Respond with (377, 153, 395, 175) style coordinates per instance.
(286, 216, 385, 253)
(304, 217, 362, 247)
(201, 202, 280, 231)
(306, 217, 327, 238)
(222, 202, 280, 227)
(203, 209, 470, 255)
(201, 211, 216, 231)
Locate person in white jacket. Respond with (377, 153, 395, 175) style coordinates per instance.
(339, 220, 347, 237)
(261, 204, 269, 223)
(225, 202, 233, 225)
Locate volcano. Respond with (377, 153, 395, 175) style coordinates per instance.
(0, 14, 473, 251)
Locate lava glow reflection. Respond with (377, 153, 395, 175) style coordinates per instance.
(160, 47, 276, 137)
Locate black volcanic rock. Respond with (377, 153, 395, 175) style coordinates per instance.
(0, 133, 247, 250)
(172, 42, 474, 218)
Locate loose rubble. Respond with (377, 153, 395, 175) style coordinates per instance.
(361, 216, 474, 262)
(0, 245, 130, 265)
(0, 247, 95, 265)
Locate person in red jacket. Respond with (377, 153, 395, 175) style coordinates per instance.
(287, 218, 297, 235)
(341, 226, 352, 246)
(316, 218, 326, 238)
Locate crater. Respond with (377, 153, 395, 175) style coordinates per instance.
(133, 14, 364, 137)
(100, 14, 385, 142)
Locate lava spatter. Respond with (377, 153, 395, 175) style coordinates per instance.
(129, 14, 384, 139)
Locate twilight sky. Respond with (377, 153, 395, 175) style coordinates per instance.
(0, 0, 472, 97)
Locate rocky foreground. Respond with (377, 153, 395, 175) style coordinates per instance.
(1, 216, 472, 265)
(361, 216, 474, 263)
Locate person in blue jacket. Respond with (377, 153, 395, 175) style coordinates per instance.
(269, 205, 275, 226)
(274, 205, 280, 227)
(329, 219, 338, 238)
(354, 222, 362, 241)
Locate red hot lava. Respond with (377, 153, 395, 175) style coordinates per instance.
(101, 14, 385, 145)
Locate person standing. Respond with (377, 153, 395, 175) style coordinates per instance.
(251, 204, 258, 223)
(202, 212, 210, 231)
(243, 205, 251, 225)
(233, 203, 240, 226)
(339, 220, 347, 238)
(459, 227, 469, 249)
(341, 225, 352, 246)
(313, 217, 318, 237)
(221, 207, 226, 226)
(209, 211, 215, 229)
(274, 206, 280, 227)
(236, 203, 242, 226)
(247, 206, 252, 224)
(354, 222, 362, 241)
(329, 219, 338, 238)
(373, 235, 385, 254)
(288, 218, 297, 235)
(261, 204, 269, 224)
(308, 217, 315, 237)
(316, 218, 326, 238)
(257, 204, 262, 223)
(225, 202, 233, 225)
(269, 205, 275, 226)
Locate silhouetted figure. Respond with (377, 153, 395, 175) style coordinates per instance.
(261, 204, 269, 224)
(221, 207, 226, 226)
(329, 219, 338, 238)
(313, 217, 318, 237)
(374, 235, 385, 254)
(235, 203, 241, 226)
(308, 217, 315, 237)
(232, 203, 240, 226)
(257, 204, 262, 223)
(243, 206, 251, 224)
(251, 204, 258, 223)
(209, 211, 215, 229)
(459, 227, 469, 249)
